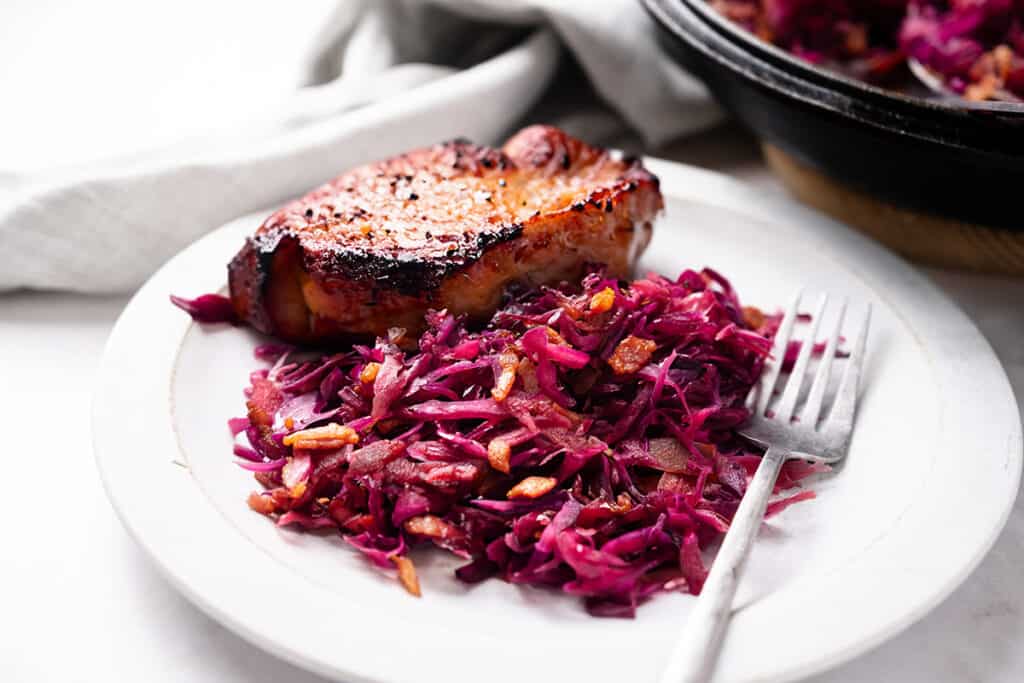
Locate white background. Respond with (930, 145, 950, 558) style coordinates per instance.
(0, 0, 337, 174)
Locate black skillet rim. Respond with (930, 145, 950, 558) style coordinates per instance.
(643, 0, 1024, 159)
(682, 0, 1024, 116)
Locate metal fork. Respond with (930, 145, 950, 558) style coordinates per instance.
(660, 292, 872, 683)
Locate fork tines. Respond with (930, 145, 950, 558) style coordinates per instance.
(754, 292, 871, 436)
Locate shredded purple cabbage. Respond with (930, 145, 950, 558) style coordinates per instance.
(710, 0, 1024, 100)
(216, 267, 824, 617)
(170, 293, 237, 324)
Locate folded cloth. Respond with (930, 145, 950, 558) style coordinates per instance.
(0, 0, 718, 293)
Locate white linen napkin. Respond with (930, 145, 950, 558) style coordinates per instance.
(0, 0, 718, 293)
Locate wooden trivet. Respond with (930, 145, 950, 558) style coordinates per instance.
(764, 144, 1024, 276)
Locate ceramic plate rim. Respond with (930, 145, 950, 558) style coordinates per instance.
(93, 158, 1022, 683)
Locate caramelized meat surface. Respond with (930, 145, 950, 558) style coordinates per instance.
(229, 125, 662, 343)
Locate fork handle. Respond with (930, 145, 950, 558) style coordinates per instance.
(660, 445, 790, 683)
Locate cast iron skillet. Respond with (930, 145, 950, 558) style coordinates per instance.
(642, 0, 1024, 231)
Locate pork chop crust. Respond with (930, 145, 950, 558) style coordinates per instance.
(228, 125, 662, 343)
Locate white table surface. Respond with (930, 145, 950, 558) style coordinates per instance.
(6, 130, 1023, 682)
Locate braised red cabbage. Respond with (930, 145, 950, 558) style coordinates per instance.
(209, 267, 824, 617)
(710, 0, 1024, 100)
(170, 293, 237, 324)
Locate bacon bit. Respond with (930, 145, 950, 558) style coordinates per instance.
(359, 361, 381, 383)
(544, 326, 568, 346)
(714, 0, 757, 21)
(607, 335, 657, 375)
(247, 492, 277, 515)
(487, 439, 511, 474)
(342, 513, 376, 534)
(283, 423, 359, 449)
(589, 286, 615, 313)
(650, 437, 691, 473)
(657, 472, 691, 495)
(246, 376, 283, 428)
(284, 416, 295, 430)
(507, 475, 557, 499)
(844, 23, 867, 55)
(967, 45, 1016, 101)
(316, 497, 331, 505)
(491, 349, 519, 402)
(422, 460, 485, 488)
(609, 492, 633, 514)
(375, 418, 402, 435)
(392, 555, 421, 597)
(270, 488, 293, 509)
(404, 514, 450, 539)
(994, 45, 1014, 79)
(742, 306, 765, 330)
(350, 440, 406, 474)
(694, 442, 716, 459)
(966, 74, 999, 101)
(517, 358, 539, 393)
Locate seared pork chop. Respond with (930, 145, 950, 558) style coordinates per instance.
(228, 125, 662, 343)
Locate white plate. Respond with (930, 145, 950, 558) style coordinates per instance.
(94, 159, 1021, 683)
